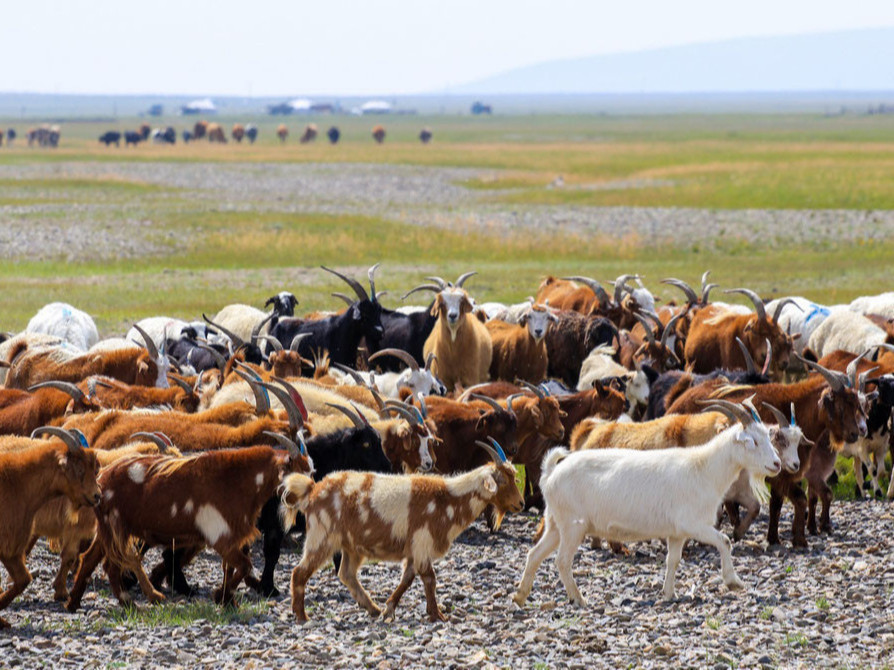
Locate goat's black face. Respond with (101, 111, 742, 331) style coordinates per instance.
(266, 292, 298, 317)
(354, 299, 384, 344)
(875, 377, 894, 407)
(347, 426, 391, 473)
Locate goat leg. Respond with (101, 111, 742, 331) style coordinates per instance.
(419, 563, 447, 622)
(382, 561, 416, 622)
(66, 536, 104, 612)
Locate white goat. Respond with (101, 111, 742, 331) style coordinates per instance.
(25, 303, 98, 351)
(576, 345, 649, 410)
(807, 310, 888, 358)
(126, 317, 214, 351)
(333, 348, 446, 399)
(513, 399, 781, 605)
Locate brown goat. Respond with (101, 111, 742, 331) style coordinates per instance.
(0, 428, 101, 628)
(66, 444, 311, 611)
(0, 382, 101, 436)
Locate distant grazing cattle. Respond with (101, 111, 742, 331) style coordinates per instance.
(0, 129, 3, 147)
(372, 125, 386, 144)
(299, 124, 318, 143)
(419, 128, 432, 144)
(151, 127, 176, 144)
(27, 125, 61, 148)
(182, 130, 193, 143)
(5, 128, 15, 145)
(232, 123, 245, 143)
(99, 131, 121, 147)
(193, 120, 209, 140)
(207, 123, 227, 143)
(245, 124, 258, 144)
(276, 124, 289, 143)
(124, 131, 142, 147)
(138, 123, 151, 141)
(327, 126, 340, 144)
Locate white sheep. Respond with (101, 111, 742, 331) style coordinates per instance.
(25, 303, 98, 351)
(806, 310, 887, 359)
(849, 292, 894, 319)
(210, 304, 270, 343)
(764, 297, 838, 356)
(513, 399, 781, 605)
(576, 345, 649, 410)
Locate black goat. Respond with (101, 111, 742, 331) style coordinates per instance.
(268, 265, 384, 367)
(376, 303, 438, 370)
(545, 311, 619, 387)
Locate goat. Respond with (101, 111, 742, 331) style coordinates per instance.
(684, 288, 799, 378)
(849, 292, 894, 320)
(335, 348, 445, 398)
(66, 441, 312, 612)
(377, 305, 438, 369)
(545, 310, 619, 387)
(513, 400, 780, 605)
(5, 325, 170, 390)
(286, 438, 523, 622)
(74, 375, 200, 413)
(764, 297, 835, 357)
(0, 381, 102, 436)
(269, 265, 384, 367)
(666, 355, 868, 547)
(25, 302, 98, 351)
(485, 303, 555, 383)
(406, 273, 492, 390)
(570, 411, 730, 452)
(0, 427, 101, 628)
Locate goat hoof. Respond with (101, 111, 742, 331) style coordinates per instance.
(53, 590, 69, 603)
(511, 592, 527, 607)
(0, 617, 9, 629)
(146, 591, 166, 605)
(725, 577, 745, 591)
(381, 606, 396, 623)
(569, 597, 587, 608)
(427, 609, 448, 622)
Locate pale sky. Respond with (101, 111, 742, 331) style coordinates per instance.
(2, 0, 893, 96)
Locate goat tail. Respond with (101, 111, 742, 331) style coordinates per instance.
(540, 447, 569, 488)
(279, 473, 315, 530)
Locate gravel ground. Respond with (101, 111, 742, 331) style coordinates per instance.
(2, 161, 894, 262)
(3, 501, 892, 668)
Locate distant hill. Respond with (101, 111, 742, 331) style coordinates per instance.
(451, 28, 894, 94)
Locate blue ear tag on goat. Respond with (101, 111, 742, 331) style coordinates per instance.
(749, 407, 761, 423)
(297, 432, 308, 457)
(790, 414, 796, 427)
(412, 407, 425, 425)
(539, 383, 551, 397)
(488, 437, 508, 462)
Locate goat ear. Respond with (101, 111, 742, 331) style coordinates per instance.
(352, 305, 362, 321)
(283, 490, 300, 506)
(482, 474, 498, 496)
(744, 321, 754, 333)
(429, 301, 440, 317)
(461, 297, 474, 315)
(57, 454, 68, 469)
(138, 360, 148, 373)
(519, 313, 528, 326)
(791, 333, 802, 341)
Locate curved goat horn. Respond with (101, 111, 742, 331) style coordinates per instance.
(28, 381, 85, 403)
(455, 271, 477, 288)
(613, 274, 638, 305)
(331, 292, 355, 307)
(368, 263, 381, 302)
(475, 437, 508, 464)
(698, 399, 753, 427)
(131, 432, 173, 454)
(326, 402, 367, 430)
(235, 371, 270, 415)
(202, 314, 244, 348)
(170, 376, 193, 394)
(724, 288, 767, 322)
(425, 276, 449, 290)
(257, 335, 283, 352)
(402, 284, 442, 301)
(660, 313, 683, 350)
(762, 402, 789, 427)
(332, 362, 366, 385)
(424, 352, 436, 371)
(289, 333, 312, 353)
(661, 278, 698, 305)
(469, 393, 505, 413)
(132, 324, 160, 361)
(251, 312, 276, 345)
(846, 349, 875, 389)
(734, 337, 758, 376)
(517, 380, 545, 399)
(31, 426, 86, 453)
(562, 276, 611, 305)
(259, 381, 305, 434)
(368, 348, 419, 371)
(263, 431, 301, 460)
(772, 298, 804, 324)
(701, 284, 718, 304)
(633, 314, 657, 344)
(761, 339, 773, 377)
(795, 353, 846, 392)
(321, 266, 369, 302)
(197, 344, 227, 374)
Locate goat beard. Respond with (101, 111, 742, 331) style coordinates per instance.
(448, 322, 459, 342)
(748, 472, 771, 505)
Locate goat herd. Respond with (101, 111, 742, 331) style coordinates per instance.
(1, 266, 891, 628)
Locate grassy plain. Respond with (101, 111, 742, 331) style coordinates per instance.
(1, 112, 893, 332)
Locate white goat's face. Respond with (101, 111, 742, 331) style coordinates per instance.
(626, 370, 650, 407)
(154, 353, 171, 389)
(736, 423, 781, 477)
(525, 309, 551, 342)
(417, 432, 434, 472)
(397, 368, 442, 396)
(770, 426, 802, 473)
